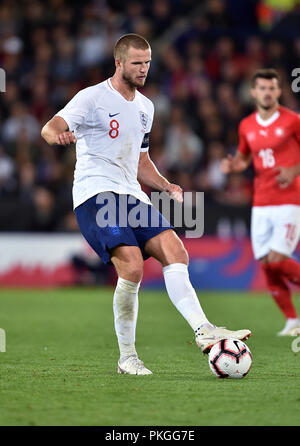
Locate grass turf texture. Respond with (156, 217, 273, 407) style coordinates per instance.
(0, 288, 300, 426)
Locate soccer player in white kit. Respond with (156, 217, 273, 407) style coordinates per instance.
(42, 34, 251, 375)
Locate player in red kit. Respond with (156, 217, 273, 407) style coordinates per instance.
(221, 69, 300, 336)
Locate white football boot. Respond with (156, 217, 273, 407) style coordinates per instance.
(195, 324, 252, 354)
(117, 355, 153, 375)
(277, 318, 300, 336)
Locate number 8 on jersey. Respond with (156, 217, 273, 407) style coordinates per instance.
(109, 119, 119, 139)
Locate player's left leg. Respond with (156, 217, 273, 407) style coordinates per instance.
(145, 229, 211, 329)
(265, 250, 300, 336)
(268, 205, 300, 287)
(264, 204, 300, 335)
(144, 229, 251, 353)
(252, 205, 300, 335)
(268, 250, 300, 288)
(261, 254, 299, 335)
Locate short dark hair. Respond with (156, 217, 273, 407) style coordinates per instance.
(114, 34, 150, 63)
(251, 69, 281, 87)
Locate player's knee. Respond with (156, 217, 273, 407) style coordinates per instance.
(163, 242, 189, 266)
(267, 251, 288, 263)
(128, 268, 143, 283)
(174, 245, 189, 265)
(111, 246, 144, 282)
(259, 255, 268, 264)
(120, 261, 144, 283)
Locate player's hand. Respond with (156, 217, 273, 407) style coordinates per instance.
(55, 131, 77, 146)
(221, 155, 233, 174)
(164, 183, 183, 203)
(274, 166, 296, 188)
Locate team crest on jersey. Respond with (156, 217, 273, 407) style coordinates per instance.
(275, 127, 284, 137)
(139, 111, 148, 129)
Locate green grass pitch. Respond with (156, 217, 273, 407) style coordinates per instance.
(0, 287, 300, 426)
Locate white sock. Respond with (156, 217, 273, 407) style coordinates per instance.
(113, 277, 140, 361)
(285, 317, 300, 328)
(163, 263, 212, 333)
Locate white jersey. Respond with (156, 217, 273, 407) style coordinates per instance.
(55, 78, 154, 209)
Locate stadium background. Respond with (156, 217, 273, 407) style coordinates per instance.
(0, 0, 300, 289)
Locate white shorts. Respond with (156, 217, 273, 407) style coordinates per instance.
(251, 205, 300, 260)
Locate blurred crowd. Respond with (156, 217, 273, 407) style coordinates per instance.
(0, 0, 300, 235)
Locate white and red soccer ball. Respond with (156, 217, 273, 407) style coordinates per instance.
(208, 339, 252, 379)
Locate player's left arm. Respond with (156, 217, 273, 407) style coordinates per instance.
(274, 116, 300, 188)
(137, 151, 183, 202)
(274, 163, 300, 188)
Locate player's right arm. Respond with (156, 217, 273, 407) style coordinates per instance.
(42, 88, 95, 146)
(41, 116, 77, 146)
(221, 151, 252, 174)
(221, 121, 252, 174)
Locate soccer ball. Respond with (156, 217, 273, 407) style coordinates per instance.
(208, 338, 252, 379)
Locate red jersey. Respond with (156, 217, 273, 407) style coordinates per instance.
(238, 105, 300, 206)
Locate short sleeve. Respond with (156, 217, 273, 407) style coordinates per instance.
(237, 121, 250, 155)
(55, 89, 95, 132)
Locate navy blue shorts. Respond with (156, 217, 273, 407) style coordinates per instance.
(74, 192, 174, 264)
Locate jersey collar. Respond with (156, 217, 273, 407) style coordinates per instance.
(255, 110, 280, 127)
(107, 78, 136, 102)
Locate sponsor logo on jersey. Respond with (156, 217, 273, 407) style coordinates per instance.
(259, 129, 268, 137)
(109, 112, 120, 117)
(139, 111, 148, 129)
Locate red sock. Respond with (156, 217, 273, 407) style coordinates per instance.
(262, 263, 298, 319)
(270, 258, 300, 287)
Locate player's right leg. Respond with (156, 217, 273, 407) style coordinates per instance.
(74, 193, 152, 374)
(110, 245, 152, 375)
